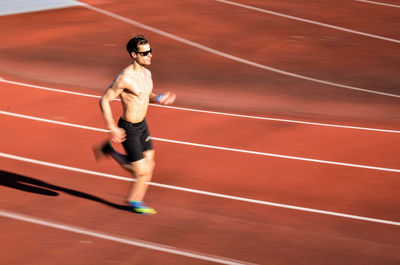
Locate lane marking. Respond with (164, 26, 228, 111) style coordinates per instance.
(0, 210, 256, 265)
(2, 78, 399, 134)
(76, 2, 400, 99)
(0, 110, 108, 133)
(1, 152, 399, 226)
(356, 0, 400, 8)
(1, 79, 100, 99)
(215, 0, 400, 43)
(1, 110, 400, 173)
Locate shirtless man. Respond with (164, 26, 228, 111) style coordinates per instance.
(93, 35, 176, 215)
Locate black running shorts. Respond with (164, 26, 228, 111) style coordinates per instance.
(118, 118, 154, 162)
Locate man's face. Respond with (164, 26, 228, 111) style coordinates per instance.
(134, 44, 152, 66)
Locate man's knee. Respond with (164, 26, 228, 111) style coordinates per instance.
(131, 159, 154, 179)
(122, 163, 134, 173)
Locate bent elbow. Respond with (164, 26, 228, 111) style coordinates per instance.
(99, 97, 103, 108)
(99, 96, 108, 111)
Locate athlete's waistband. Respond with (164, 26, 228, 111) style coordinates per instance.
(118, 117, 146, 127)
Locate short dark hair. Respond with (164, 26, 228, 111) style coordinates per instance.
(126, 35, 149, 57)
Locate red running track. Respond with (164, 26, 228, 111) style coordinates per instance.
(1, 0, 400, 264)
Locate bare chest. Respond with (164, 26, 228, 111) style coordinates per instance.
(122, 72, 153, 98)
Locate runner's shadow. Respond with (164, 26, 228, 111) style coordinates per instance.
(0, 170, 132, 212)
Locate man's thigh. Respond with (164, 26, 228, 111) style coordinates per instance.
(143, 150, 155, 163)
(130, 150, 155, 176)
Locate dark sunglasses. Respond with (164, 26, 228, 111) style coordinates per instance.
(135, 48, 152, 56)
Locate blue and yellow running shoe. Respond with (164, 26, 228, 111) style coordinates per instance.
(128, 201, 157, 215)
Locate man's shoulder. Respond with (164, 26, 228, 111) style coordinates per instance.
(113, 67, 133, 86)
(143, 68, 152, 75)
(121, 64, 152, 77)
(113, 65, 152, 87)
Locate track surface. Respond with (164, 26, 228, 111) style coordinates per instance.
(1, 0, 399, 264)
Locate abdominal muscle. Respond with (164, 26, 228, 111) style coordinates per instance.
(117, 66, 153, 124)
(120, 90, 150, 124)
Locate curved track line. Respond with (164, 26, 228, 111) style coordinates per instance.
(356, 0, 400, 8)
(1, 110, 399, 173)
(0, 210, 256, 265)
(1, 153, 399, 226)
(2, 79, 399, 134)
(78, 2, 400, 98)
(215, 0, 400, 43)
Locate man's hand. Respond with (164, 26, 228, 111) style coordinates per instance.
(109, 127, 126, 143)
(158, 92, 176, 105)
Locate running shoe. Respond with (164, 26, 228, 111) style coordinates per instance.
(129, 201, 157, 215)
(92, 141, 113, 161)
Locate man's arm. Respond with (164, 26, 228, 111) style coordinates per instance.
(150, 91, 176, 105)
(99, 80, 126, 143)
(147, 69, 175, 105)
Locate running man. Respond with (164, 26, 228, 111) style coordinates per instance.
(93, 35, 176, 215)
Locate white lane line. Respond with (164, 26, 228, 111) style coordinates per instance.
(0, 79, 101, 99)
(215, 0, 400, 43)
(1, 152, 399, 227)
(0, 110, 108, 133)
(152, 137, 400, 173)
(0, 210, 256, 265)
(1, 110, 400, 173)
(2, 79, 399, 134)
(356, 0, 400, 8)
(76, 2, 400, 99)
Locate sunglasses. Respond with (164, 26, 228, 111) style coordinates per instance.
(135, 48, 152, 56)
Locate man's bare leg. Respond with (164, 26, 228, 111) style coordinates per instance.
(127, 150, 155, 201)
(93, 142, 156, 214)
(126, 150, 156, 214)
